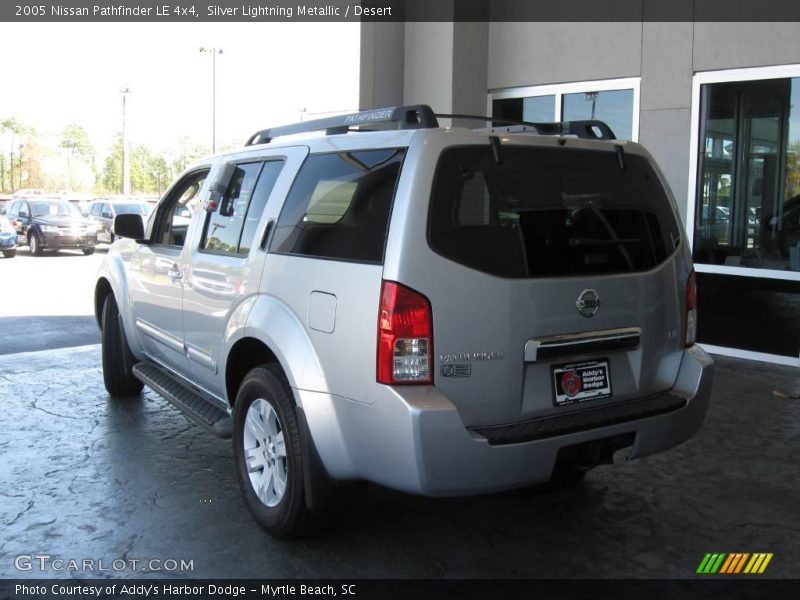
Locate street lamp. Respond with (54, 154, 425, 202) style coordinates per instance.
(199, 47, 223, 153)
(120, 86, 132, 195)
(585, 91, 598, 120)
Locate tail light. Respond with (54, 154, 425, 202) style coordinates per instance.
(377, 280, 433, 385)
(685, 270, 697, 346)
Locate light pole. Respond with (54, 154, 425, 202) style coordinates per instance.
(199, 47, 223, 152)
(585, 91, 598, 120)
(120, 86, 132, 195)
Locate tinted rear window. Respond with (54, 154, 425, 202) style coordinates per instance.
(428, 146, 681, 278)
(270, 149, 405, 263)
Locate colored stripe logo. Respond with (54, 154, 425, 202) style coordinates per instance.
(697, 553, 773, 574)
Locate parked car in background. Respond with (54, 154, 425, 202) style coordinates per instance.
(0, 215, 17, 258)
(5, 197, 97, 255)
(88, 199, 153, 244)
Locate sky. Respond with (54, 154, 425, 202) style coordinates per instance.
(0, 22, 360, 158)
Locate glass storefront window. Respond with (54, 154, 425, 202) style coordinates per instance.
(493, 95, 555, 124)
(523, 95, 555, 122)
(562, 89, 633, 141)
(492, 79, 638, 141)
(694, 77, 800, 271)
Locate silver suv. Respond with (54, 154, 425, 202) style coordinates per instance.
(95, 105, 713, 537)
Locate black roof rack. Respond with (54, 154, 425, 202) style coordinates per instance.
(245, 104, 439, 145)
(437, 113, 616, 141)
(244, 104, 617, 146)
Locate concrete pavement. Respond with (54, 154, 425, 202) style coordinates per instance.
(1, 345, 798, 579)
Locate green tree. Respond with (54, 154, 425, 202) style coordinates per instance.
(100, 137, 174, 195)
(0, 117, 35, 192)
(60, 124, 93, 162)
(101, 137, 123, 193)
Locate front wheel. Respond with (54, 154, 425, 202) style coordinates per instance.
(83, 247, 95, 255)
(29, 232, 43, 256)
(2, 249, 16, 258)
(101, 294, 143, 397)
(233, 365, 321, 538)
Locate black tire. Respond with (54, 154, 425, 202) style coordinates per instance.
(233, 365, 322, 538)
(2, 249, 16, 258)
(101, 294, 144, 397)
(29, 231, 43, 256)
(83, 248, 95, 255)
(109, 232, 115, 244)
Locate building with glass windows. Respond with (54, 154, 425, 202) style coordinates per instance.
(360, 20, 800, 365)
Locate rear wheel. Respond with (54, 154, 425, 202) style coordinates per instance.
(28, 232, 42, 256)
(2, 249, 16, 258)
(101, 294, 143, 397)
(233, 365, 322, 538)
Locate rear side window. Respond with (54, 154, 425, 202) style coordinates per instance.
(428, 146, 681, 278)
(270, 148, 405, 263)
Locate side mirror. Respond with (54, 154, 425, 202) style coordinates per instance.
(19, 211, 29, 219)
(203, 161, 237, 212)
(114, 213, 145, 240)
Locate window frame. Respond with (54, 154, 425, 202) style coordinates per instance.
(687, 64, 800, 283)
(150, 167, 210, 249)
(488, 76, 641, 142)
(198, 159, 266, 258)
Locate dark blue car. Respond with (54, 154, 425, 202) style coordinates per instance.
(0, 215, 17, 258)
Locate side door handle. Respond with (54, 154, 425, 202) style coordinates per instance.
(167, 263, 183, 280)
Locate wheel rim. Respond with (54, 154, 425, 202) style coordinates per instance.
(243, 398, 288, 507)
(30, 235, 37, 253)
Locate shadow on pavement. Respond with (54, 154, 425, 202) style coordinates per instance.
(0, 315, 100, 355)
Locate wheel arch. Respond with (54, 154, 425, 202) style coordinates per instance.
(225, 337, 281, 408)
(94, 277, 113, 329)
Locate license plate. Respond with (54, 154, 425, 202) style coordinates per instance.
(552, 360, 612, 406)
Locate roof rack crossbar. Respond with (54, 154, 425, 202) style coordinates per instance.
(245, 104, 439, 146)
(436, 113, 616, 141)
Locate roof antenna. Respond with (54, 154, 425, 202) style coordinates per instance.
(489, 136, 503, 165)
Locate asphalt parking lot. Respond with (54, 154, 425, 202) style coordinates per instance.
(1, 250, 799, 580)
(0, 247, 102, 355)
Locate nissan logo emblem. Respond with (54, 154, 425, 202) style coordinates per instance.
(576, 289, 600, 318)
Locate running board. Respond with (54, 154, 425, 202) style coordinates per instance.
(132, 362, 232, 439)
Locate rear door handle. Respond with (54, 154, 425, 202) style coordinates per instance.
(260, 219, 275, 250)
(168, 264, 183, 280)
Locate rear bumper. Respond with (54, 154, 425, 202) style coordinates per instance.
(299, 345, 713, 496)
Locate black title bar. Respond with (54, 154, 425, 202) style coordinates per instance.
(1, 579, 797, 600)
(2, 0, 800, 22)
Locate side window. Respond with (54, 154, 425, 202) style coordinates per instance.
(201, 162, 263, 255)
(101, 204, 113, 218)
(19, 202, 30, 218)
(152, 170, 208, 247)
(270, 149, 405, 263)
(238, 161, 284, 255)
(90, 203, 102, 217)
